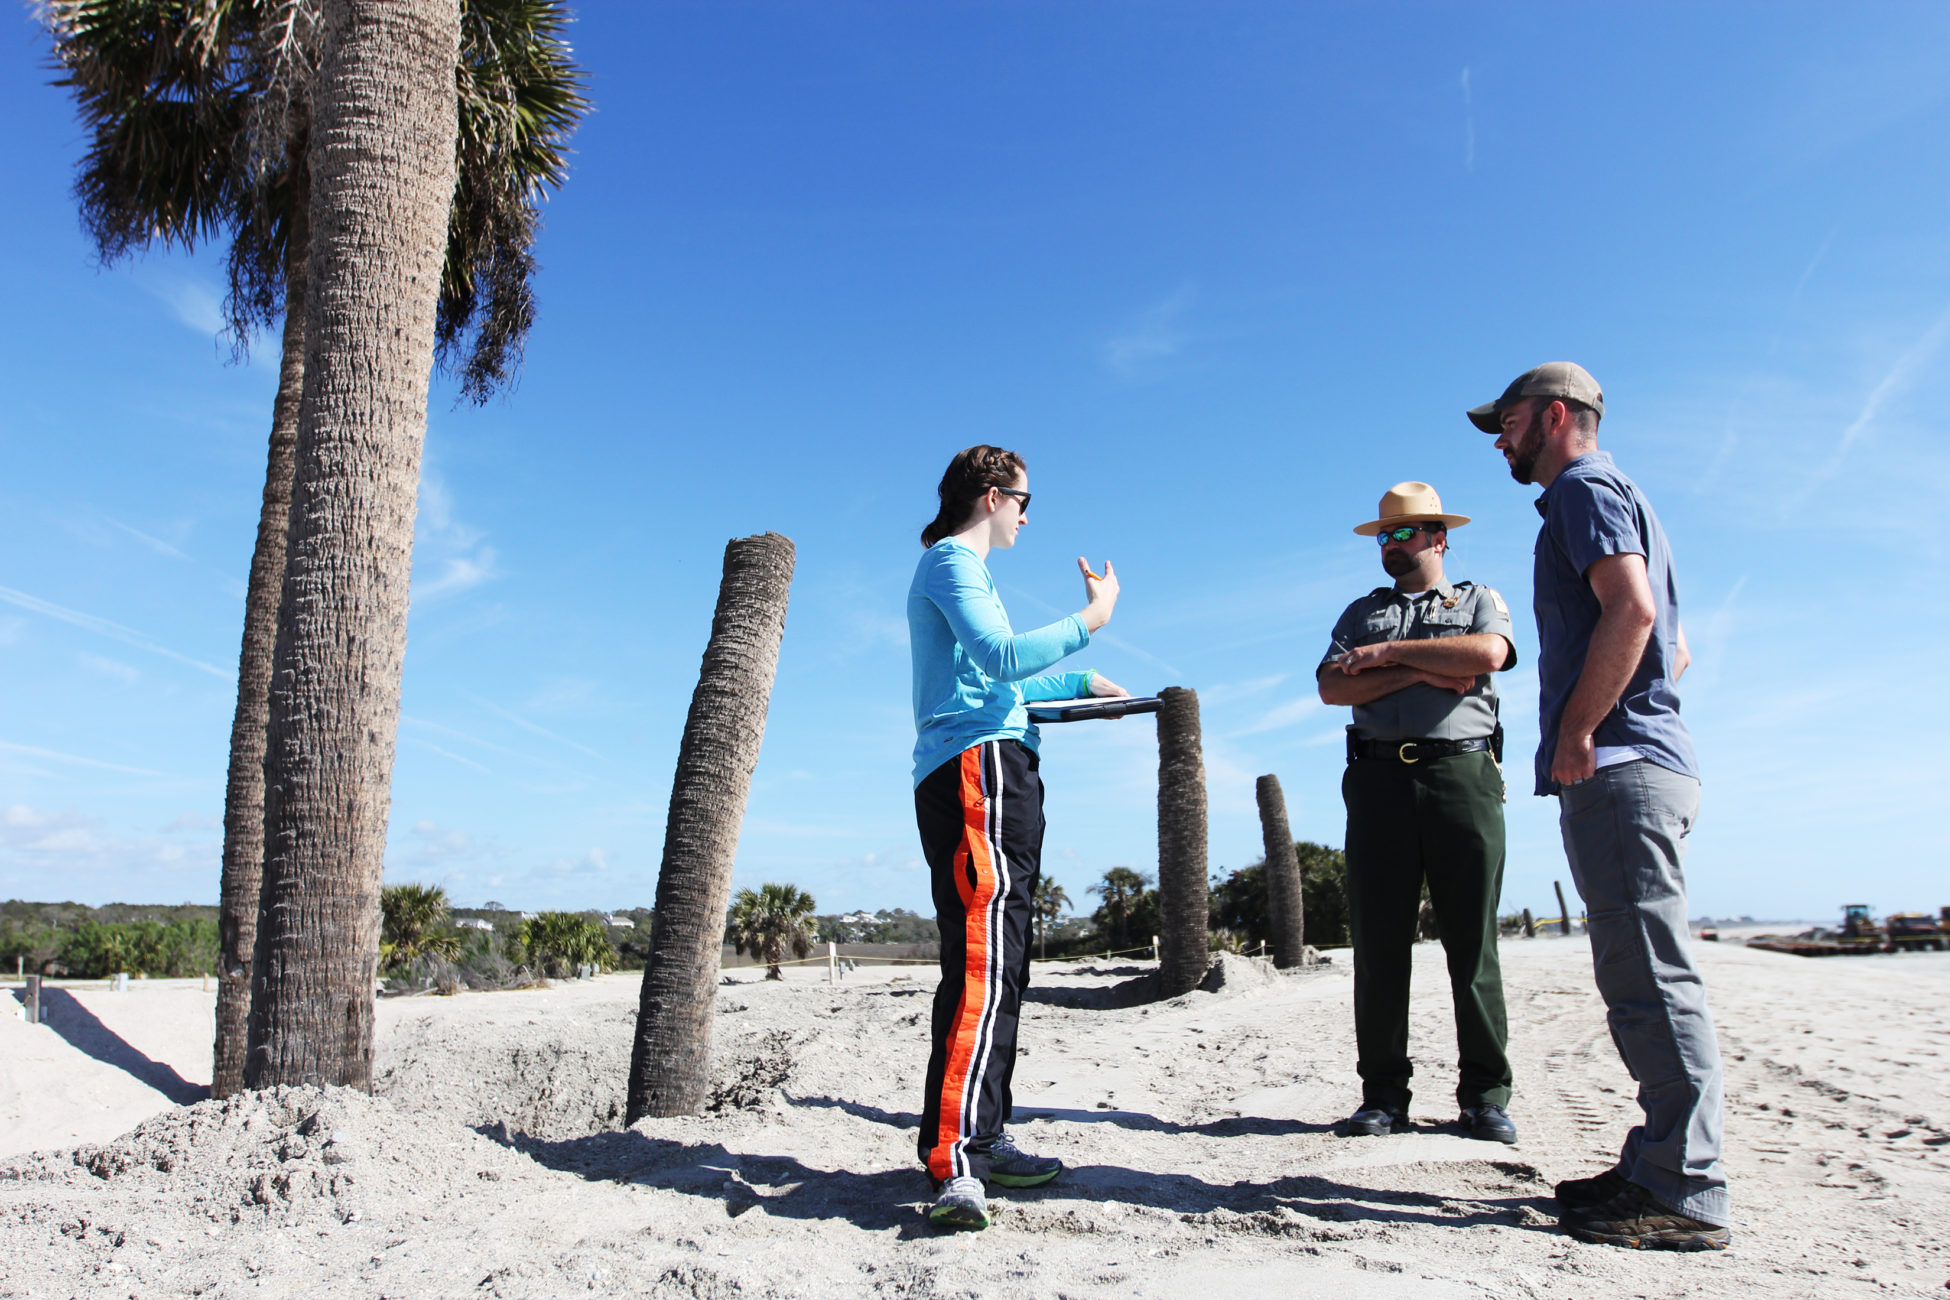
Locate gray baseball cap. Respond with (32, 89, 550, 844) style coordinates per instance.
(1466, 361, 1605, 433)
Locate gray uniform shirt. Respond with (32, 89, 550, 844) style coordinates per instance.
(1319, 579, 1517, 741)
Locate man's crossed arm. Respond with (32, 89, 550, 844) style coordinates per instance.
(1316, 633, 1511, 707)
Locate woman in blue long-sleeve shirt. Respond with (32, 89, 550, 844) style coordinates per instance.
(908, 444, 1124, 1231)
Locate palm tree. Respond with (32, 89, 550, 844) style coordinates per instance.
(1032, 876, 1069, 959)
(517, 911, 617, 979)
(239, 0, 463, 1090)
(1156, 686, 1209, 997)
(1254, 774, 1306, 968)
(727, 884, 818, 980)
(628, 534, 797, 1122)
(1089, 867, 1149, 952)
(379, 883, 463, 970)
(41, 0, 586, 1098)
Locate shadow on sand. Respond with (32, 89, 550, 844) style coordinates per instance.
(10, 986, 208, 1105)
(789, 1092, 1334, 1140)
(478, 1101, 1556, 1238)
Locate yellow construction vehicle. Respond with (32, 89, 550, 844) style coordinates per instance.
(1887, 910, 1949, 952)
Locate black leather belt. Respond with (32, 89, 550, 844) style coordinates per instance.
(1348, 735, 1492, 764)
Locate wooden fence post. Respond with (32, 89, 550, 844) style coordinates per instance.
(1555, 881, 1572, 936)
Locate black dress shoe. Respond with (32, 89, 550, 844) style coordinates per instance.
(1341, 1105, 1409, 1136)
(1458, 1103, 1517, 1143)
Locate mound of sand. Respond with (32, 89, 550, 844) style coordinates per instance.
(5, 943, 1949, 1297)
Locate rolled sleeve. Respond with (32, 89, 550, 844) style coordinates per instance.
(1469, 588, 1519, 670)
(1550, 477, 1645, 578)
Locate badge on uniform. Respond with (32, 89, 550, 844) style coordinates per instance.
(1487, 588, 1508, 615)
(1442, 596, 1459, 609)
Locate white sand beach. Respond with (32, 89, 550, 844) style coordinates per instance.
(4, 936, 1948, 1298)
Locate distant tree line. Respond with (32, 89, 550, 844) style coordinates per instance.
(3, 840, 1351, 983)
(2, 901, 220, 977)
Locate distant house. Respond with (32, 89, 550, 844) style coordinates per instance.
(456, 917, 494, 932)
(519, 912, 538, 921)
(603, 914, 635, 929)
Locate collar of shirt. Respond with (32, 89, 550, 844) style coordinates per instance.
(1534, 450, 1617, 519)
(1391, 578, 1456, 602)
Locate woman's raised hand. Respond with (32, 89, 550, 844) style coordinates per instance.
(1077, 557, 1119, 632)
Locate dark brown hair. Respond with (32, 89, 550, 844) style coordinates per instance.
(920, 445, 1026, 547)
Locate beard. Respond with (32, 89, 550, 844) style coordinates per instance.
(1505, 411, 1548, 484)
(1381, 549, 1416, 578)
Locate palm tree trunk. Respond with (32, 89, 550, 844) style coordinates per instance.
(1156, 686, 1209, 997)
(212, 128, 310, 1102)
(244, 0, 460, 1090)
(628, 533, 796, 1121)
(1255, 774, 1306, 970)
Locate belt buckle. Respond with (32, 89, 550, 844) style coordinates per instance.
(1397, 741, 1419, 764)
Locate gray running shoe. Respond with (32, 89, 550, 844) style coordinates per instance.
(985, 1134, 1062, 1188)
(1562, 1182, 1730, 1251)
(928, 1175, 989, 1231)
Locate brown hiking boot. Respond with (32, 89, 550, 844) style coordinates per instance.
(1561, 1181, 1730, 1251)
(1554, 1167, 1631, 1212)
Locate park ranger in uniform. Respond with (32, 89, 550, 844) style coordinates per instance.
(1317, 482, 1520, 1144)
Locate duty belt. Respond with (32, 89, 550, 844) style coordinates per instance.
(1347, 735, 1493, 764)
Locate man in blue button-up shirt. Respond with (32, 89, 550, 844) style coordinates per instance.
(1470, 363, 1730, 1252)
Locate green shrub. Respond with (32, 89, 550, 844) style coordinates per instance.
(516, 911, 617, 978)
(1296, 841, 1350, 947)
(58, 919, 218, 978)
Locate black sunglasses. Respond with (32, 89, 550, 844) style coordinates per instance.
(996, 487, 1032, 513)
(1376, 523, 1445, 546)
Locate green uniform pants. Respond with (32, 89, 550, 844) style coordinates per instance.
(1342, 748, 1511, 1112)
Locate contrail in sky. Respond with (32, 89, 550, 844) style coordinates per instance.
(0, 738, 175, 778)
(1790, 299, 1950, 507)
(0, 584, 232, 680)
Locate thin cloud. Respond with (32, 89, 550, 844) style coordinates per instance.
(1102, 288, 1193, 379)
(1231, 695, 1323, 737)
(414, 551, 500, 600)
(139, 275, 226, 336)
(78, 651, 141, 685)
(461, 689, 607, 761)
(106, 518, 193, 562)
(400, 713, 518, 757)
(1792, 299, 1950, 506)
(405, 737, 492, 773)
(0, 584, 232, 680)
(412, 470, 499, 601)
(0, 739, 175, 778)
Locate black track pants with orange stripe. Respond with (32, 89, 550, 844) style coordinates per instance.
(915, 739, 1043, 1184)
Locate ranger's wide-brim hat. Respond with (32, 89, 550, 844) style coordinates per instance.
(1466, 361, 1605, 434)
(1352, 481, 1470, 536)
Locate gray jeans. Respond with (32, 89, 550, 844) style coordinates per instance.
(1559, 759, 1728, 1226)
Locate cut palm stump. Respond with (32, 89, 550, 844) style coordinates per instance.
(1157, 687, 1210, 999)
(628, 533, 796, 1121)
(1256, 775, 1307, 969)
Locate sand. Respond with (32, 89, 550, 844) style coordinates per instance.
(4, 936, 1948, 1298)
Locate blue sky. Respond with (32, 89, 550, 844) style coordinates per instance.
(3, 3, 1947, 923)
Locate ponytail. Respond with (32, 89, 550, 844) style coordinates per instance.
(920, 445, 1027, 547)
